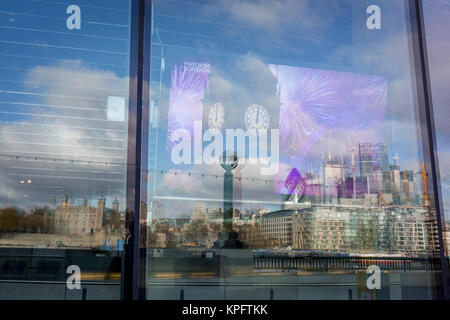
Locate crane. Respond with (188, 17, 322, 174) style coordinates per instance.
(415, 148, 430, 205)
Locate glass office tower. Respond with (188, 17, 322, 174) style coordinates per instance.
(0, 0, 449, 300)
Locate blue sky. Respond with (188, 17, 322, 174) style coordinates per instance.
(0, 0, 131, 210)
(0, 0, 448, 222)
(423, 0, 450, 222)
(149, 0, 435, 215)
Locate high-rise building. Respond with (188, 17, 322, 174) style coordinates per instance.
(291, 205, 436, 255)
(292, 209, 351, 252)
(191, 201, 208, 223)
(322, 160, 346, 201)
(259, 210, 297, 247)
(359, 143, 389, 194)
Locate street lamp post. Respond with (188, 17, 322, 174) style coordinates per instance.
(213, 151, 243, 248)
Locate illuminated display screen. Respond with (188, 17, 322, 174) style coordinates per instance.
(166, 62, 211, 151)
(165, 60, 387, 197)
(271, 64, 388, 195)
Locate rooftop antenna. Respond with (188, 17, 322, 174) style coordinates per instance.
(328, 136, 331, 161)
(394, 154, 399, 166)
(351, 149, 356, 199)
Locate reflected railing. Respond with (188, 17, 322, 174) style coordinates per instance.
(253, 254, 443, 271)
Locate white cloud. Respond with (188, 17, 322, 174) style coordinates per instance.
(0, 60, 129, 210)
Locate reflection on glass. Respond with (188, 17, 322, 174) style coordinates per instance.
(0, 0, 131, 299)
(423, 0, 450, 260)
(146, 0, 445, 300)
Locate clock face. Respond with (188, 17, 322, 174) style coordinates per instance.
(245, 104, 269, 130)
(208, 103, 224, 130)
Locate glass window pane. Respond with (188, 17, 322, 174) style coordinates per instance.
(145, 0, 444, 300)
(423, 0, 450, 276)
(0, 0, 132, 299)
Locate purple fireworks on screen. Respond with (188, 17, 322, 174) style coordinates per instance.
(269, 64, 387, 158)
(271, 64, 387, 195)
(166, 117, 181, 151)
(269, 64, 339, 156)
(356, 75, 388, 106)
(166, 64, 209, 150)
